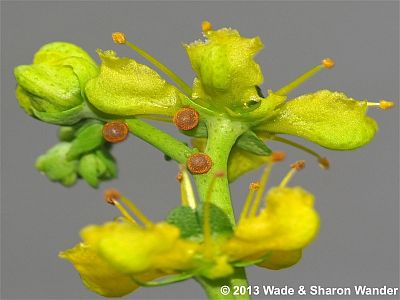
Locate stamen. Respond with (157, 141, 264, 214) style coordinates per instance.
(367, 100, 395, 110)
(318, 157, 330, 170)
(239, 182, 260, 222)
(119, 195, 153, 228)
(321, 58, 335, 69)
(270, 135, 329, 170)
(112, 32, 126, 44)
(279, 160, 306, 188)
(275, 58, 334, 96)
(201, 20, 213, 32)
(178, 167, 197, 209)
(271, 151, 286, 162)
(203, 171, 224, 258)
(249, 163, 273, 217)
(104, 189, 136, 224)
(123, 40, 192, 95)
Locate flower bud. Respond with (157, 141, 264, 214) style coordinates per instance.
(14, 42, 98, 125)
(36, 141, 117, 188)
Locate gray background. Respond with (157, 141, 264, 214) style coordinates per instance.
(1, 1, 399, 299)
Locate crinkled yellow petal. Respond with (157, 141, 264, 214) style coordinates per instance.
(226, 187, 319, 261)
(185, 28, 263, 108)
(85, 50, 185, 116)
(59, 243, 138, 298)
(257, 90, 378, 150)
(80, 221, 196, 275)
(258, 249, 302, 270)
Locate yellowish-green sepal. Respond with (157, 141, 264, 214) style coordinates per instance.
(33, 41, 97, 66)
(85, 50, 185, 116)
(185, 28, 264, 109)
(14, 64, 83, 110)
(257, 90, 378, 150)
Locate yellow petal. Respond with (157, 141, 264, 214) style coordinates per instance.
(226, 187, 319, 261)
(59, 243, 138, 297)
(258, 249, 302, 270)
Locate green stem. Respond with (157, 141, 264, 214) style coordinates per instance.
(196, 268, 251, 300)
(125, 118, 194, 164)
(193, 116, 250, 300)
(193, 117, 246, 223)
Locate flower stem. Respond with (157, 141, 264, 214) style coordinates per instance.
(196, 268, 251, 300)
(125, 118, 195, 164)
(193, 117, 246, 223)
(193, 116, 250, 300)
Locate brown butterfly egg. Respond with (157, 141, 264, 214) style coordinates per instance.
(173, 108, 200, 131)
(102, 121, 129, 143)
(187, 153, 212, 174)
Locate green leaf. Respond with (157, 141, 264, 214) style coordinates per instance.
(85, 50, 184, 116)
(78, 154, 100, 187)
(66, 123, 104, 160)
(185, 28, 264, 108)
(257, 90, 378, 150)
(197, 203, 233, 237)
(166, 206, 202, 239)
(236, 131, 271, 156)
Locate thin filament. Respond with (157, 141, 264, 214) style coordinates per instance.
(125, 41, 192, 95)
(119, 196, 153, 227)
(249, 163, 273, 217)
(113, 201, 137, 224)
(239, 187, 257, 222)
(275, 64, 324, 96)
(270, 135, 323, 160)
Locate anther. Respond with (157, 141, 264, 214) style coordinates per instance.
(173, 107, 200, 131)
(176, 171, 183, 182)
(201, 20, 213, 32)
(249, 182, 260, 190)
(187, 153, 212, 174)
(104, 188, 121, 205)
(321, 58, 335, 69)
(280, 160, 306, 188)
(318, 157, 330, 170)
(102, 121, 129, 143)
(112, 32, 126, 44)
(290, 160, 306, 171)
(379, 100, 395, 110)
(367, 100, 395, 110)
(271, 151, 286, 162)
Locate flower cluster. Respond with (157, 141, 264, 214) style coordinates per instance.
(60, 157, 319, 297)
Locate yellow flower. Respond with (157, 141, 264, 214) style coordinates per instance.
(60, 159, 319, 297)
